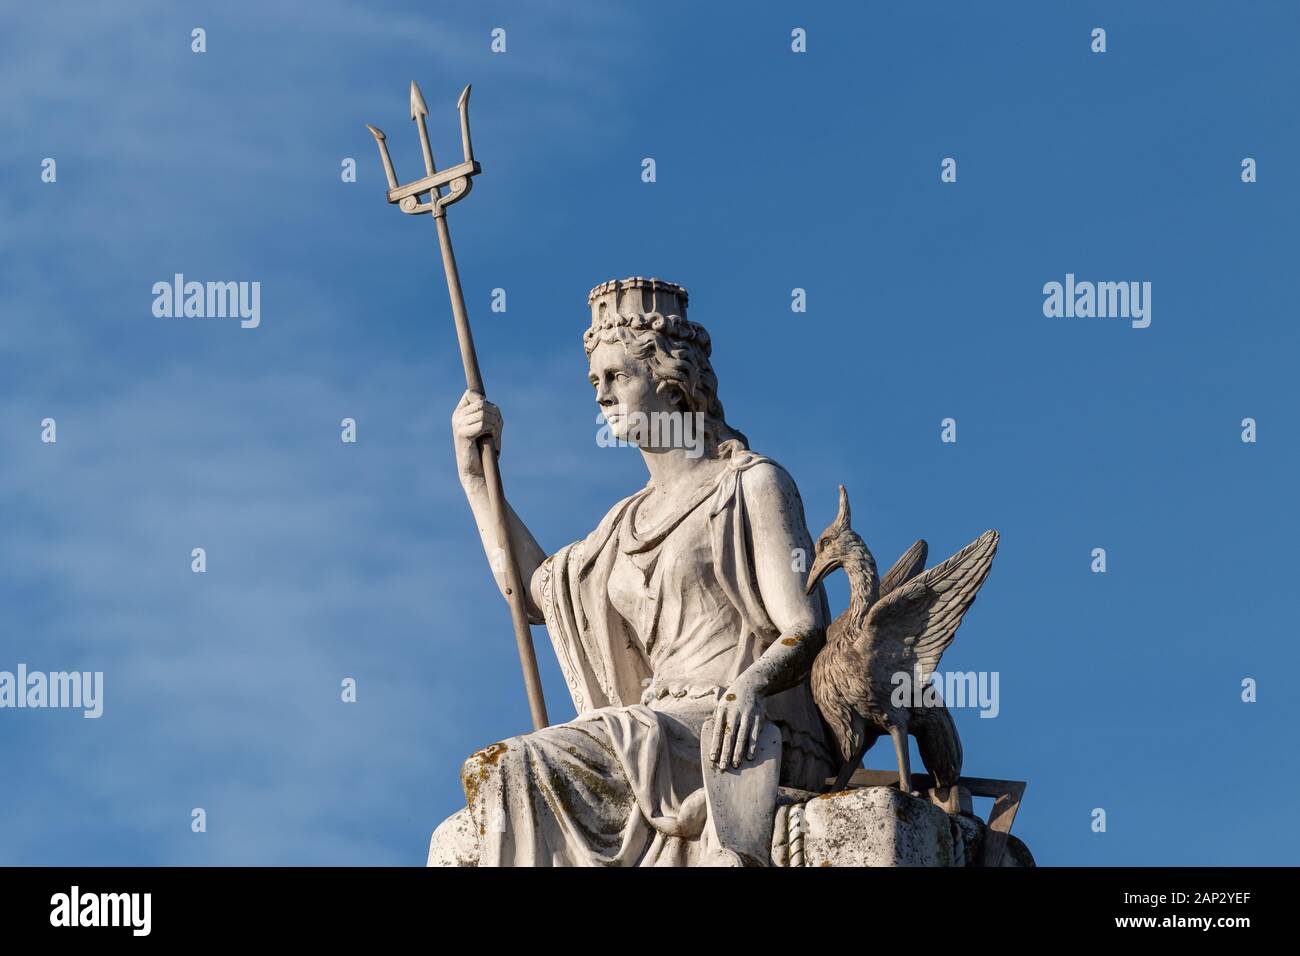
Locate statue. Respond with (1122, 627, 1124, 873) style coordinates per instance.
(449, 277, 839, 866)
(366, 80, 1031, 867)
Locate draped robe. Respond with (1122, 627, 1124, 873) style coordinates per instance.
(458, 446, 837, 866)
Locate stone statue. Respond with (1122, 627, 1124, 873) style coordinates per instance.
(363, 84, 1030, 867)
(439, 277, 840, 866)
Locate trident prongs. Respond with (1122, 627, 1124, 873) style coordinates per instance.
(365, 125, 399, 192)
(409, 80, 437, 179)
(366, 81, 482, 217)
(457, 85, 474, 166)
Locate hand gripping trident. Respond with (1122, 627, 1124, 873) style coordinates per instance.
(367, 82, 549, 730)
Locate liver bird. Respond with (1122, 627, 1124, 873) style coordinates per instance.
(805, 486, 998, 794)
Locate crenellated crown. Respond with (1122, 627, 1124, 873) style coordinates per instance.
(584, 277, 710, 355)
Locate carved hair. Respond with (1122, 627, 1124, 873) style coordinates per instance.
(583, 310, 749, 452)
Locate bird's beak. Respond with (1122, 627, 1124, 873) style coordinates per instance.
(805, 552, 839, 595)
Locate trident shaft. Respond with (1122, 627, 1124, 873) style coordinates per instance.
(367, 82, 549, 731)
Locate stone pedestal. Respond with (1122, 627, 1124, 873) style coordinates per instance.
(428, 785, 1033, 867)
(773, 786, 1033, 867)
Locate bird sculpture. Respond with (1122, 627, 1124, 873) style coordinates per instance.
(805, 485, 999, 795)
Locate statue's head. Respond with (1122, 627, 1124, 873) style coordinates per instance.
(584, 277, 746, 453)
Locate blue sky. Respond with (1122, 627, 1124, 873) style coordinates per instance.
(1, 0, 1296, 865)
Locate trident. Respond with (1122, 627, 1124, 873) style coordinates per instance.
(367, 82, 549, 731)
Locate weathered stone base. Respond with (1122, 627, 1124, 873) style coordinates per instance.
(428, 785, 1033, 867)
(772, 786, 1033, 867)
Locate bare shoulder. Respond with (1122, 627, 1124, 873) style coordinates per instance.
(739, 456, 802, 502)
(737, 456, 808, 526)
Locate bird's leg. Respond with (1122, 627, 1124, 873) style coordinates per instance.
(830, 740, 868, 792)
(889, 724, 912, 794)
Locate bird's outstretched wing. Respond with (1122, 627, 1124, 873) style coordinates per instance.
(880, 539, 928, 595)
(861, 530, 998, 684)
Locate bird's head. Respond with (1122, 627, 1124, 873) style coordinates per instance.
(805, 485, 872, 595)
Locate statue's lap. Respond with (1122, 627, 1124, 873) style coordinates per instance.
(459, 696, 717, 864)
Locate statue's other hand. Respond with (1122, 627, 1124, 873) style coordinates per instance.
(709, 679, 765, 770)
(451, 389, 503, 483)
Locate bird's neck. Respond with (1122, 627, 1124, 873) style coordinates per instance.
(841, 549, 880, 632)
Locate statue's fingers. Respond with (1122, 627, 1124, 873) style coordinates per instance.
(717, 716, 736, 769)
(730, 713, 749, 768)
(708, 712, 724, 763)
(747, 715, 763, 761)
(456, 414, 485, 438)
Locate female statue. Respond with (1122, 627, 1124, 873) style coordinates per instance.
(441, 277, 840, 866)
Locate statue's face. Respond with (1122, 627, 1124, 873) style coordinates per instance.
(588, 340, 679, 444)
